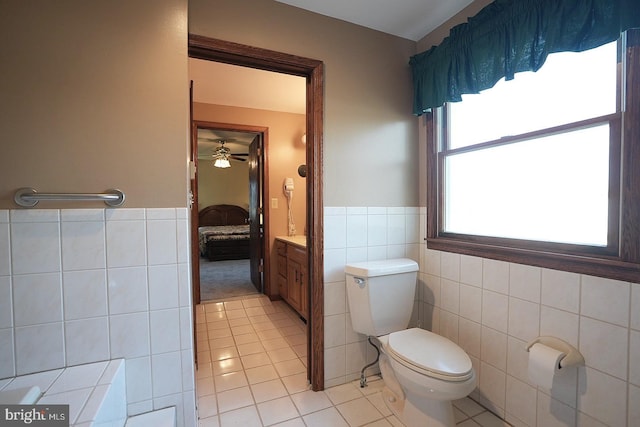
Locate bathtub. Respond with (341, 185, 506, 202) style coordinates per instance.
(0, 360, 126, 426)
(0, 360, 176, 426)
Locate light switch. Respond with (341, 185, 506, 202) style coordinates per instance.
(271, 198, 278, 209)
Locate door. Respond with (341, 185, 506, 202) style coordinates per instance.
(189, 88, 200, 306)
(248, 134, 262, 291)
(191, 121, 267, 298)
(188, 81, 200, 366)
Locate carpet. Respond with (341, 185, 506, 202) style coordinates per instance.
(199, 258, 259, 302)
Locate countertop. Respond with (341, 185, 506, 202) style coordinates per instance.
(275, 235, 307, 249)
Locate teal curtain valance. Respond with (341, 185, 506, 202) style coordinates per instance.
(410, 0, 640, 115)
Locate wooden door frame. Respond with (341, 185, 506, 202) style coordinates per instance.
(189, 34, 325, 391)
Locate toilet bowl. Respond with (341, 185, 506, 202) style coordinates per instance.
(345, 259, 477, 427)
(377, 328, 476, 426)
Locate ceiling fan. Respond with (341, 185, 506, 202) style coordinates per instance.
(207, 140, 249, 168)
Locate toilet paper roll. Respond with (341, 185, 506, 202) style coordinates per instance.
(528, 343, 565, 389)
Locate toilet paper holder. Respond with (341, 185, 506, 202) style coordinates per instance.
(526, 336, 585, 369)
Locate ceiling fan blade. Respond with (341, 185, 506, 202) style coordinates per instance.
(230, 153, 249, 156)
(230, 156, 247, 162)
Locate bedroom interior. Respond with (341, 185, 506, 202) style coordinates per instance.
(190, 60, 309, 307)
(197, 204, 257, 301)
(196, 128, 259, 302)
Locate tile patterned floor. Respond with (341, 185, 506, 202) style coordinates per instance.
(195, 295, 511, 427)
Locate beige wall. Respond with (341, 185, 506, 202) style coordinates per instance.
(0, 2, 196, 425)
(0, 1, 189, 209)
(189, 0, 419, 207)
(2, 0, 419, 209)
(197, 159, 250, 211)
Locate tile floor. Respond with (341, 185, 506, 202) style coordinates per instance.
(195, 294, 511, 427)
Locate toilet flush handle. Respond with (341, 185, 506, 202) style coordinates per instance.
(353, 277, 365, 288)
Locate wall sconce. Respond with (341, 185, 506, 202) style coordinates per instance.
(301, 133, 306, 144)
(214, 157, 231, 168)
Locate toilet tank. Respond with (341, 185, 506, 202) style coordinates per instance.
(345, 258, 419, 337)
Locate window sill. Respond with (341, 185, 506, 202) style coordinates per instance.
(426, 236, 640, 283)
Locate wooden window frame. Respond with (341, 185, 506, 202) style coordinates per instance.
(426, 31, 640, 283)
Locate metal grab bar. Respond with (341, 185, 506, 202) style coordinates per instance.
(14, 187, 126, 207)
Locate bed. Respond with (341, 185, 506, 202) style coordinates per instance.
(198, 204, 251, 261)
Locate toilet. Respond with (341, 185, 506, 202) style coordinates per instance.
(345, 258, 476, 427)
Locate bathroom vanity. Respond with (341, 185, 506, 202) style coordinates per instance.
(275, 236, 308, 320)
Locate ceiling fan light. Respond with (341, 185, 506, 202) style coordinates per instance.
(214, 158, 231, 168)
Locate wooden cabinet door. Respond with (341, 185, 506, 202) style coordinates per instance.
(278, 275, 288, 300)
(277, 255, 288, 299)
(288, 246, 307, 319)
(287, 259, 302, 311)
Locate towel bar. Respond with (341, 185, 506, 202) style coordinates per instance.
(14, 187, 125, 207)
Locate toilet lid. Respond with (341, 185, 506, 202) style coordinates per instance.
(387, 328, 473, 381)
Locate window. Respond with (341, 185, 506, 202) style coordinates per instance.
(426, 32, 640, 282)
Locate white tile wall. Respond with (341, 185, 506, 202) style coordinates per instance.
(0, 276, 12, 328)
(323, 207, 420, 387)
(65, 317, 110, 365)
(629, 385, 640, 426)
(0, 208, 196, 427)
(13, 272, 63, 326)
(149, 265, 180, 310)
(541, 269, 581, 313)
(63, 270, 108, 320)
(631, 284, 640, 331)
(106, 218, 146, 268)
(0, 220, 11, 276)
(15, 323, 65, 374)
(581, 276, 630, 327)
(11, 221, 61, 274)
(61, 220, 106, 271)
(108, 267, 149, 314)
(0, 329, 14, 379)
(324, 205, 640, 426)
(4, 204, 639, 426)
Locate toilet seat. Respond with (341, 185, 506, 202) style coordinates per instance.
(386, 328, 473, 382)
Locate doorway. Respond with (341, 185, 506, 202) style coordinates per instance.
(194, 125, 264, 302)
(189, 34, 325, 391)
